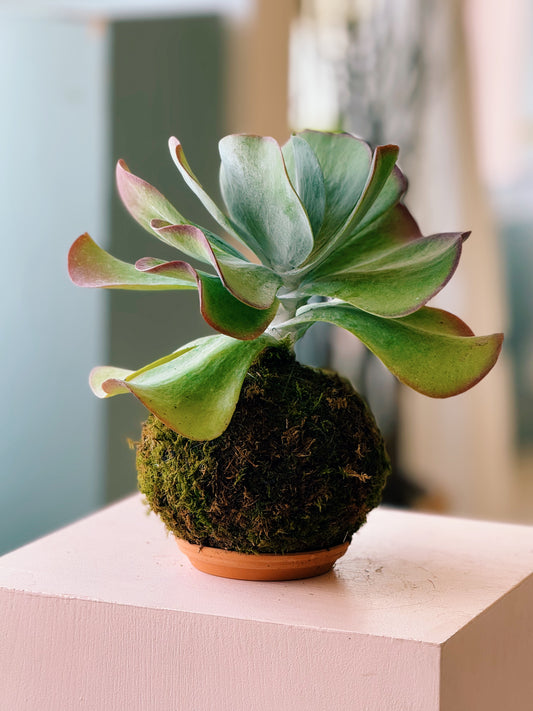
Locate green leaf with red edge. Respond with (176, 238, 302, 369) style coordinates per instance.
(89, 333, 275, 440)
(348, 145, 407, 234)
(150, 220, 244, 263)
(149, 220, 213, 263)
(116, 159, 245, 262)
(308, 144, 406, 268)
(219, 134, 314, 270)
(275, 302, 503, 397)
(134, 257, 197, 281)
(116, 159, 187, 231)
(299, 232, 465, 317)
(68, 234, 197, 290)
(312, 203, 423, 276)
(151, 222, 281, 309)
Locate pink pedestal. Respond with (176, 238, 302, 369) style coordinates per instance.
(2, 495, 533, 710)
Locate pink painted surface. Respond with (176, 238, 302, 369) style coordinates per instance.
(1, 495, 533, 710)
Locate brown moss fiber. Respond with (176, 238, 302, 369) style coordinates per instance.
(137, 345, 391, 554)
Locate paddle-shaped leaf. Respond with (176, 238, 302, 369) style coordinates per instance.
(91, 334, 275, 440)
(219, 135, 314, 271)
(300, 232, 464, 317)
(68, 234, 197, 290)
(275, 303, 503, 397)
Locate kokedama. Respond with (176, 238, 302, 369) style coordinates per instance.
(69, 130, 502, 578)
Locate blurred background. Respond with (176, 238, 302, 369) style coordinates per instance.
(1, 0, 531, 554)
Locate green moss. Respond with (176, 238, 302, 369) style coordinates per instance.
(137, 345, 391, 554)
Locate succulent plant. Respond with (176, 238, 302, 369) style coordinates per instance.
(69, 130, 503, 441)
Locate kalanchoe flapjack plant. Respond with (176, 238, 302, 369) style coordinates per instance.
(69, 130, 503, 573)
(69, 131, 502, 441)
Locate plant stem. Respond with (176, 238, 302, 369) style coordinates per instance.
(272, 297, 302, 325)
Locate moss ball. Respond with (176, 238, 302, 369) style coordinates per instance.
(136, 345, 391, 554)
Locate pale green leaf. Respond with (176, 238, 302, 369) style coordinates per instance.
(93, 334, 275, 439)
(219, 134, 314, 271)
(296, 131, 372, 253)
(282, 134, 326, 236)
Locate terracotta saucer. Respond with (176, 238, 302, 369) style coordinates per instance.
(176, 538, 349, 581)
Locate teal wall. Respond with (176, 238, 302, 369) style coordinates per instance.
(0, 17, 108, 553)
